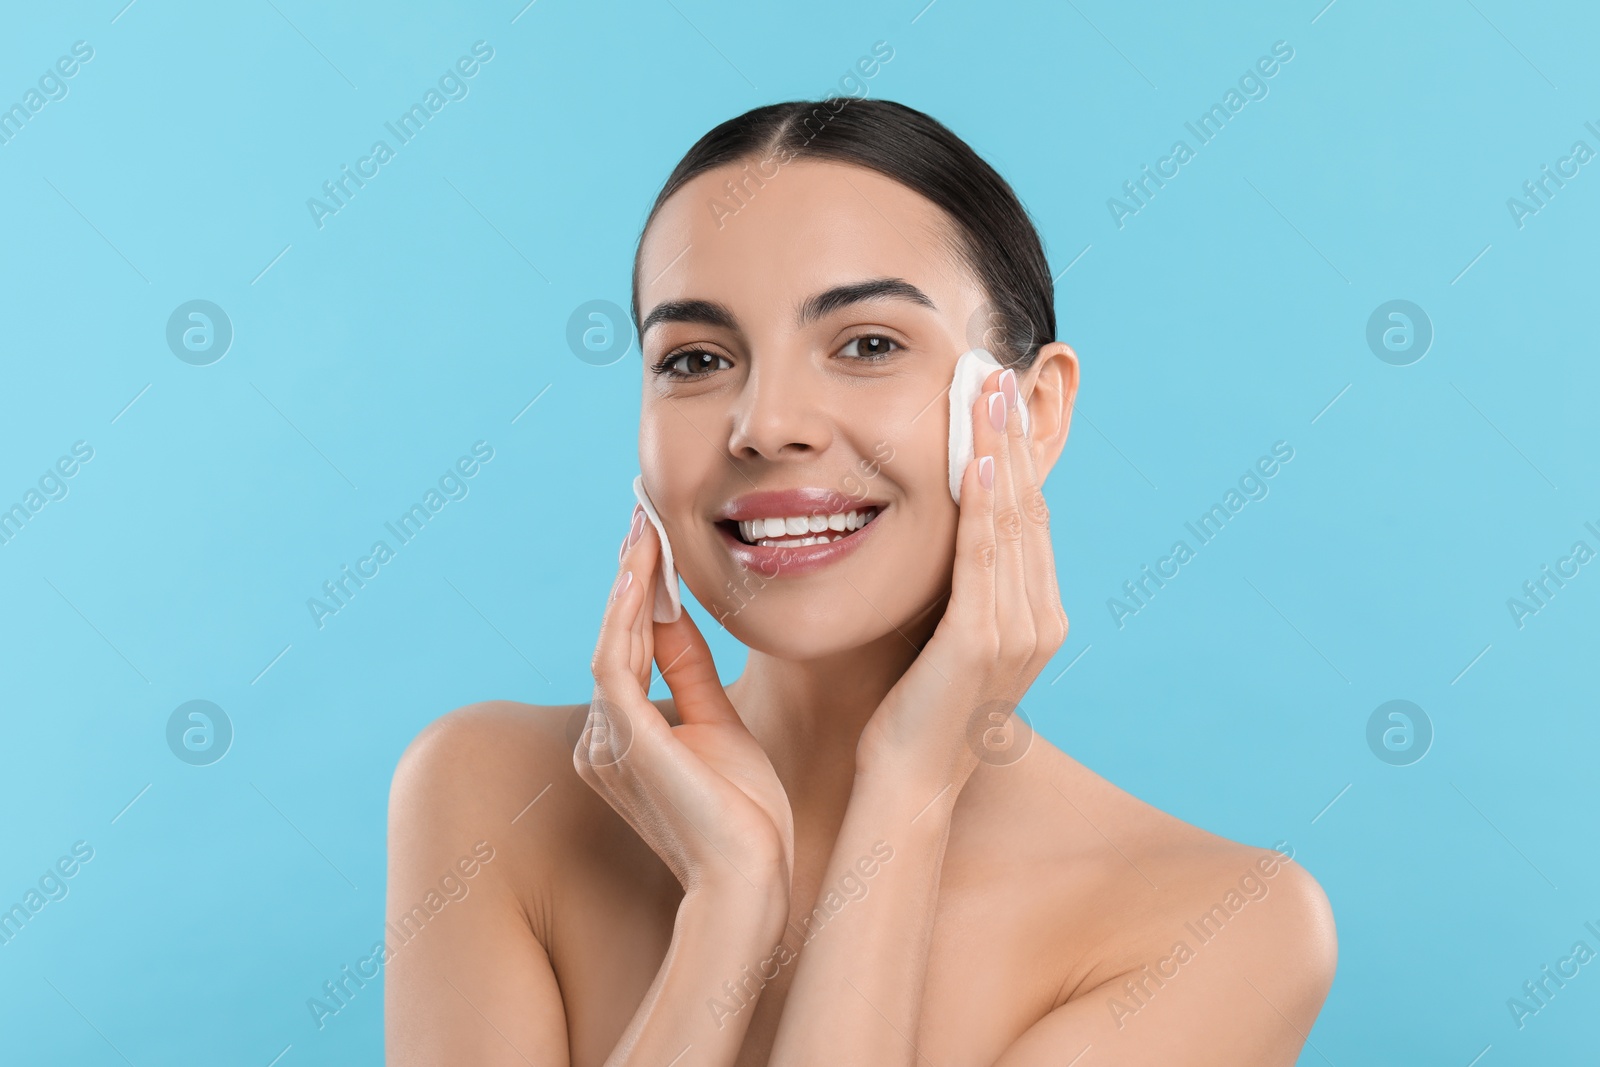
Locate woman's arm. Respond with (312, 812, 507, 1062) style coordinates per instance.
(575, 512, 800, 1065)
(601, 886, 791, 1066)
(384, 704, 573, 1065)
(764, 765, 958, 1067)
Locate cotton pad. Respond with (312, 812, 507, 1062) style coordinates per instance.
(631, 475, 684, 623)
(948, 348, 1029, 504)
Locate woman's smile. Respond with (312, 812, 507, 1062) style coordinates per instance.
(714, 485, 888, 577)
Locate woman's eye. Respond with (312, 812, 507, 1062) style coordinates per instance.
(657, 350, 730, 378)
(842, 335, 898, 360)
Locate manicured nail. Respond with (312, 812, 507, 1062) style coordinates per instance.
(626, 505, 647, 549)
(978, 455, 994, 490)
(999, 368, 1018, 413)
(611, 571, 633, 601)
(987, 391, 1007, 432)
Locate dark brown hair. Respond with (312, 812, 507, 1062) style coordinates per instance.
(631, 98, 1055, 369)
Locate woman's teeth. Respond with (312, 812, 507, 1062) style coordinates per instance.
(737, 507, 879, 547)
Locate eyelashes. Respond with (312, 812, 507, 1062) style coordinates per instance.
(651, 349, 732, 379)
(651, 334, 902, 381)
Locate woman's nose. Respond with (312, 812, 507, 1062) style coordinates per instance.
(726, 358, 834, 462)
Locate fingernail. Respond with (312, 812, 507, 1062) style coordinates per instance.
(987, 391, 1007, 432)
(999, 368, 1018, 413)
(978, 455, 994, 490)
(626, 505, 647, 550)
(611, 571, 633, 601)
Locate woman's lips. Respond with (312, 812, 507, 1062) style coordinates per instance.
(715, 507, 883, 579)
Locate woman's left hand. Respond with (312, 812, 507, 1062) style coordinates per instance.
(854, 365, 1069, 794)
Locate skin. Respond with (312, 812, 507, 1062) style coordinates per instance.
(385, 158, 1337, 1066)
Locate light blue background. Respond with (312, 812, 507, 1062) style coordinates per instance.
(2, 0, 1595, 1063)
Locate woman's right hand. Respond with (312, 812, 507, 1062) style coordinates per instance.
(580, 505, 795, 920)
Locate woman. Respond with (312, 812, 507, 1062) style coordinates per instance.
(385, 98, 1336, 1066)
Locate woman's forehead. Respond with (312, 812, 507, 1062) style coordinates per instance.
(637, 158, 975, 321)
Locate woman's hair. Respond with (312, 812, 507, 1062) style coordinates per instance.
(632, 98, 1055, 370)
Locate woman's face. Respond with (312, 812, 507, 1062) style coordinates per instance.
(635, 158, 1015, 658)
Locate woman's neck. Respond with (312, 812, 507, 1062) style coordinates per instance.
(723, 597, 943, 844)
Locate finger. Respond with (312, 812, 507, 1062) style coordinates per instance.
(594, 536, 646, 695)
(652, 608, 746, 731)
(619, 505, 659, 691)
(589, 525, 668, 761)
(1003, 370, 1070, 657)
(946, 377, 1001, 637)
(977, 370, 1031, 655)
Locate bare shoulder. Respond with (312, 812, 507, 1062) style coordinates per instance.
(389, 699, 583, 825)
(387, 698, 683, 904)
(388, 701, 584, 897)
(1007, 744, 1337, 1018)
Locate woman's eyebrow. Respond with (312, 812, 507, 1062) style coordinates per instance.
(640, 299, 738, 336)
(797, 278, 936, 325)
(639, 279, 935, 336)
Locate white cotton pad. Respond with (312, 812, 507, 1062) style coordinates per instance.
(948, 348, 1029, 504)
(631, 475, 683, 623)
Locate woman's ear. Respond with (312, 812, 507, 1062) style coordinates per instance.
(1021, 342, 1079, 482)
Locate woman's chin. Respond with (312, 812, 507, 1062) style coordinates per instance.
(698, 590, 938, 664)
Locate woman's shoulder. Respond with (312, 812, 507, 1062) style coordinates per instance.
(390, 697, 684, 927)
(387, 699, 667, 894)
(389, 697, 687, 826)
(1015, 745, 1337, 1010)
(389, 701, 573, 870)
(390, 700, 579, 817)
